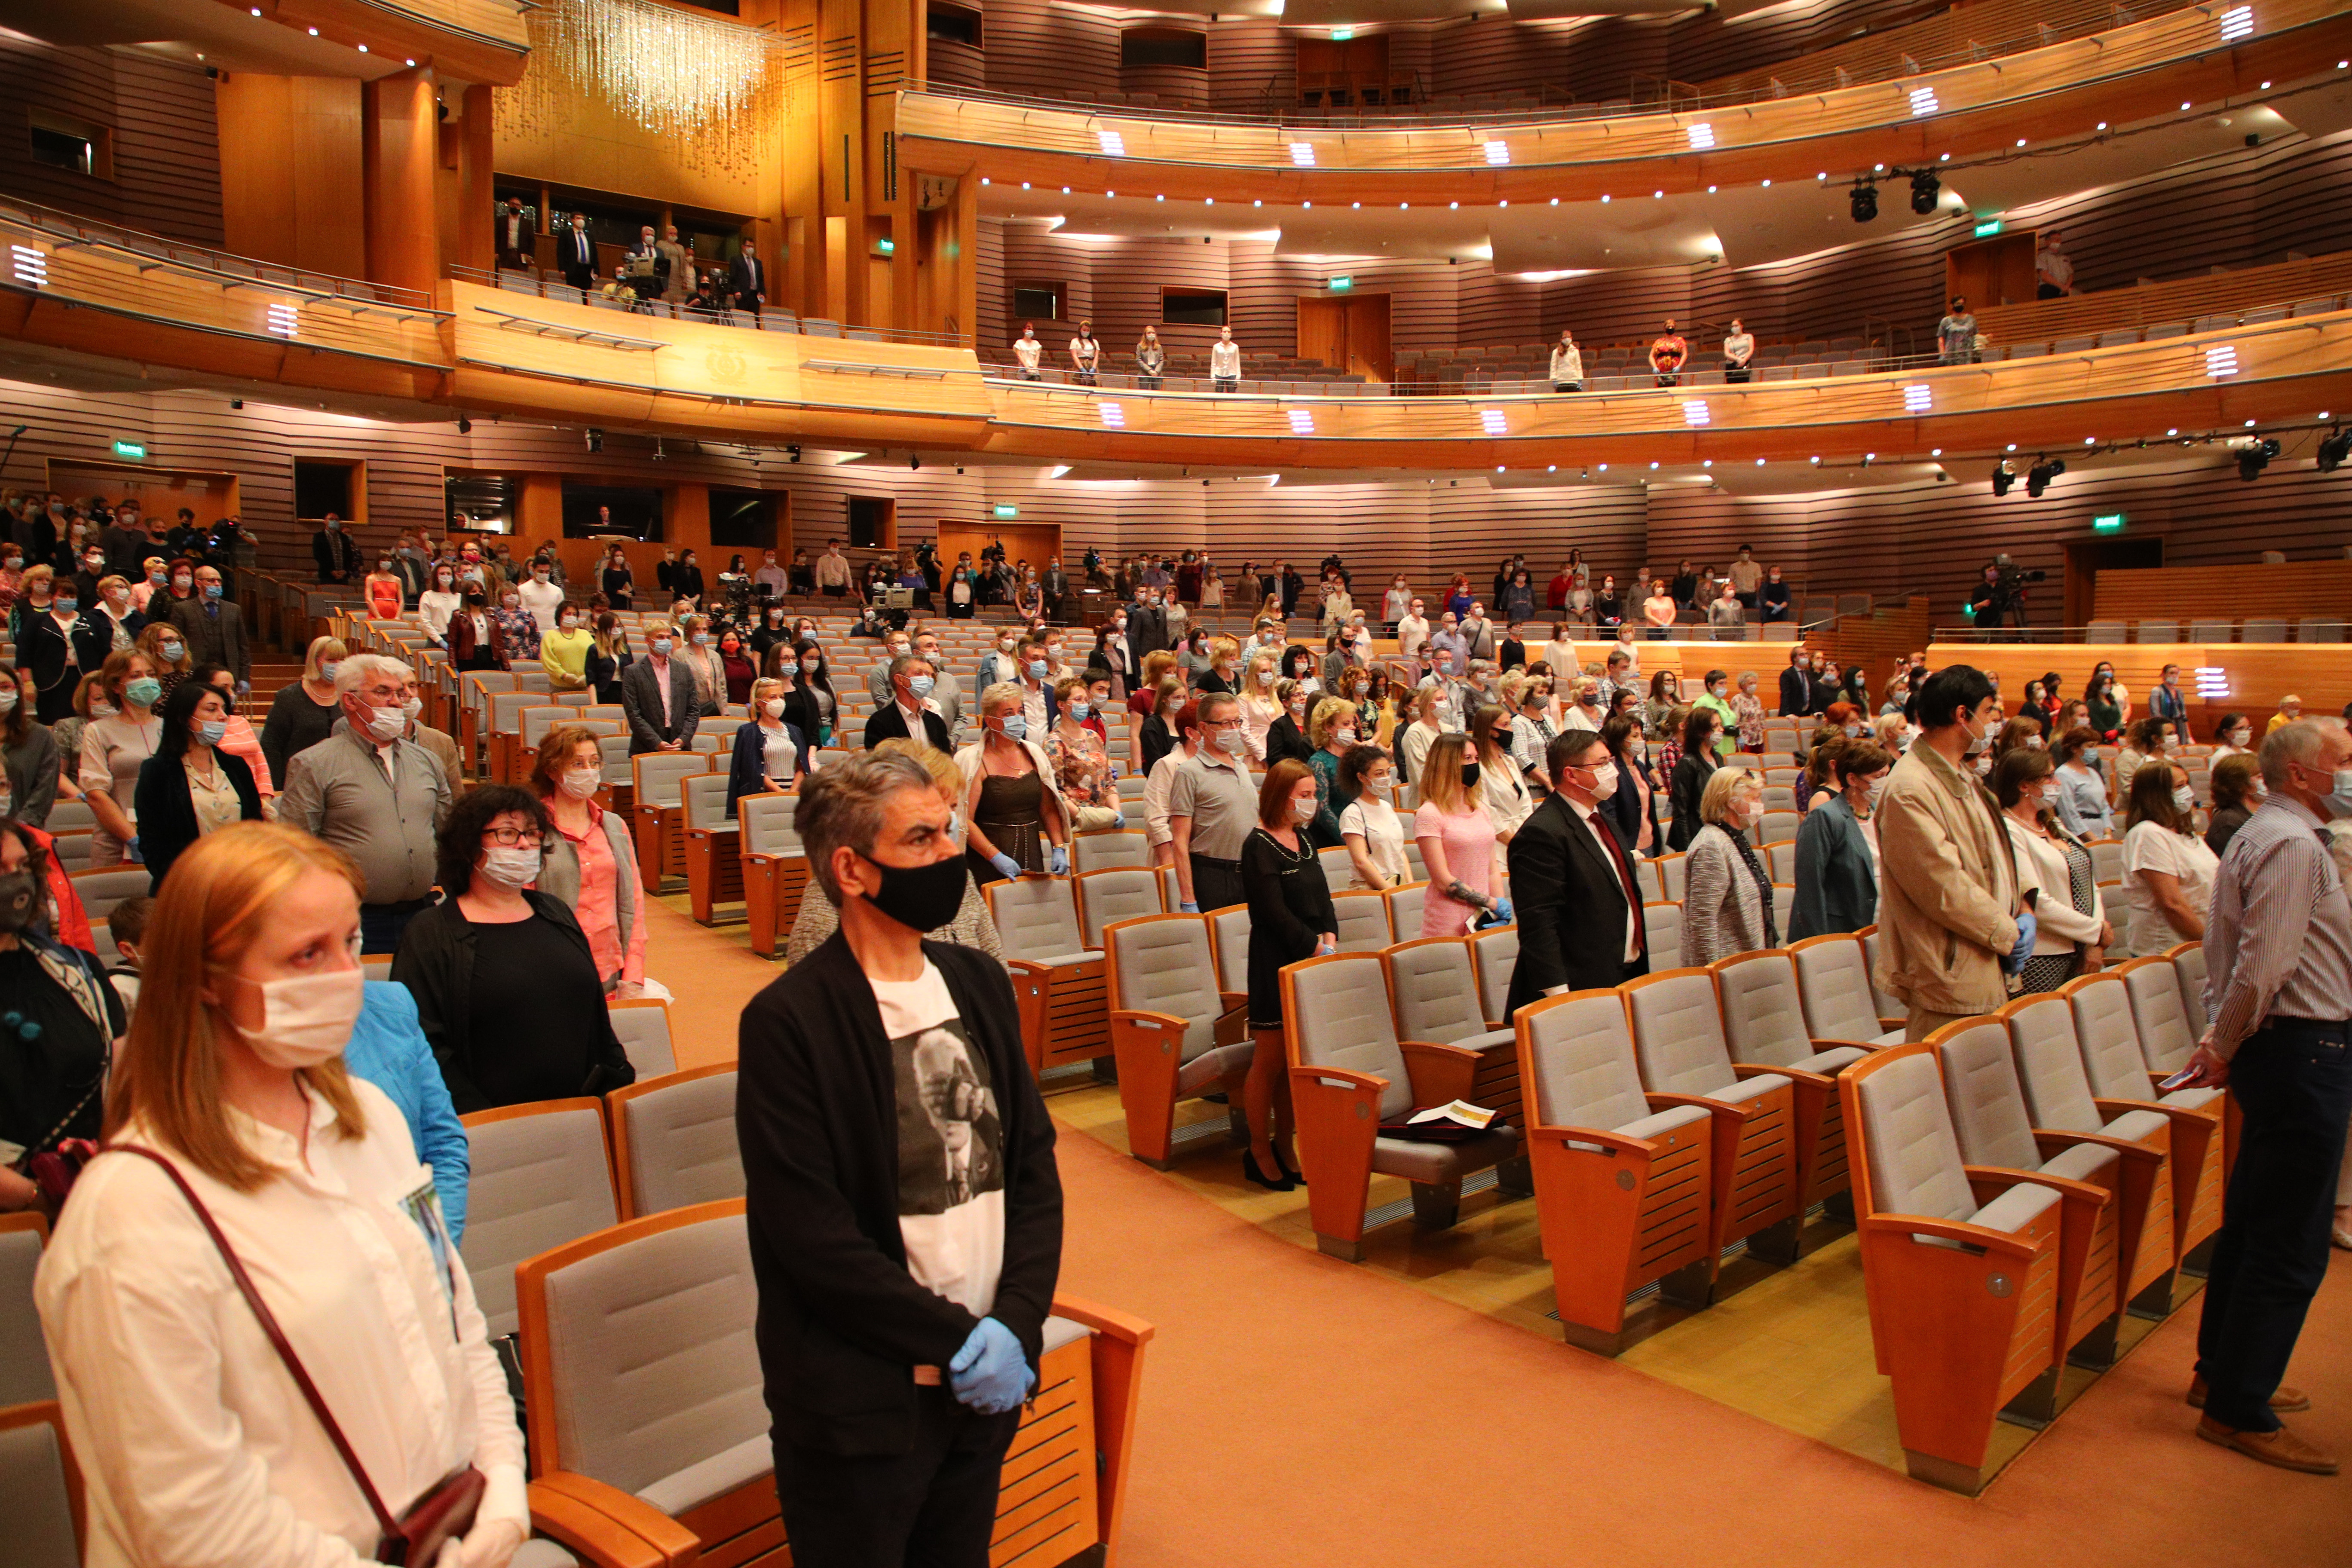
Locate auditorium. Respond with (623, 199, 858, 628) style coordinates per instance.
(1, 0, 2350, 1563)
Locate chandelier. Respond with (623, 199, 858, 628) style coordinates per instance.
(497, 0, 785, 176)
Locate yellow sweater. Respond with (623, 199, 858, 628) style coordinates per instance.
(540, 628, 594, 689)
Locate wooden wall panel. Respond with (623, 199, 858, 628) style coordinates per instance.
(928, 37, 988, 92)
(1205, 20, 1293, 114)
(0, 36, 222, 245)
(216, 74, 367, 280)
(980, 0, 1120, 100)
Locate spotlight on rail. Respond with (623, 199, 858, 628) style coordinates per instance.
(2236, 436, 2280, 481)
(2318, 428, 2352, 471)
(1850, 179, 1878, 223)
(2026, 456, 2065, 498)
(1909, 168, 1941, 214)
(1990, 459, 2015, 496)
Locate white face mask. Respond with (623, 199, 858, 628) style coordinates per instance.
(560, 766, 600, 799)
(1215, 729, 1248, 756)
(2173, 785, 2196, 812)
(232, 968, 364, 1069)
(479, 844, 542, 890)
(1587, 760, 1620, 800)
(361, 702, 408, 744)
(763, 698, 787, 719)
(2026, 734, 2045, 750)
(1292, 796, 1317, 825)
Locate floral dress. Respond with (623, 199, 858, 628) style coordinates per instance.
(1046, 722, 1112, 810)
(491, 605, 540, 666)
(1730, 692, 1766, 752)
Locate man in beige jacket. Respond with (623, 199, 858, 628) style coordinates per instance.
(1874, 664, 2037, 1039)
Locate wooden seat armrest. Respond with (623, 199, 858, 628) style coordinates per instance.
(1732, 1061, 1832, 1089)
(1527, 1121, 1669, 1160)
(2095, 1095, 2217, 1127)
(1004, 958, 1058, 979)
(1644, 1090, 1754, 1124)
(1398, 1038, 1481, 1107)
(1048, 1292, 1155, 1347)
(1288, 1063, 1387, 1100)
(1877, 1016, 1906, 1032)
(531, 1473, 699, 1567)
(1965, 1164, 2111, 1210)
(1109, 1008, 1188, 1032)
(2032, 1127, 2165, 1164)
(1810, 1036, 1885, 1058)
(1857, 1212, 2045, 1262)
(1218, 990, 1247, 1014)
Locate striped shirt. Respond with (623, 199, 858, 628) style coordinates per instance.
(2202, 796, 2352, 1057)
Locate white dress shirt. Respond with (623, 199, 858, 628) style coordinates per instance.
(1568, 793, 1643, 965)
(515, 577, 565, 633)
(37, 1084, 527, 1568)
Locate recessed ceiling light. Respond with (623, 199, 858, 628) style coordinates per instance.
(2015, 138, 2026, 146)
(1761, 178, 1771, 187)
(1755, 457, 1765, 466)
(1352, 201, 1360, 208)
(2097, 122, 2108, 130)
(1931, 447, 1942, 456)
(356, 43, 366, 51)
(1601, 194, 1611, 202)
(1550, 197, 1559, 205)
(1449, 200, 1458, 208)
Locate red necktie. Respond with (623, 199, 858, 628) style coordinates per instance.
(1589, 809, 1646, 956)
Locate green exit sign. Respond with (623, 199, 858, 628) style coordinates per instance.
(1973, 218, 2003, 238)
(1331, 27, 1354, 40)
(1329, 276, 1353, 292)
(2093, 513, 2125, 532)
(111, 439, 146, 460)
(992, 503, 1019, 519)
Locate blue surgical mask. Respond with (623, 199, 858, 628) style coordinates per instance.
(692, 633, 710, 647)
(125, 677, 162, 708)
(908, 675, 935, 699)
(650, 637, 673, 656)
(320, 661, 341, 682)
(159, 641, 184, 662)
(204, 582, 223, 600)
(196, 718, 227, 746)
(54, 597, 77, 613)
(1027, 659, 1048, 679)
(998, 714, 1029, 741)
(2329, 769, 2352, 821)
(1069, 700, 1090, 720)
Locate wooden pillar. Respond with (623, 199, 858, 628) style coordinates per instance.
(517, 474, 564, 549)
(666, 483, 712, 551)
(363, 67, 441, 296)
(456, 84, 496, 276)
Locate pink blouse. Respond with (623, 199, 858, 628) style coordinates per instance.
(559, 805, 647, 986)
(1413, 800, 1497, 938)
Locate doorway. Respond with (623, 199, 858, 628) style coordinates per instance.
(937, 522, 1063, 580)
(1945, 231, 2038, 309)
(1296, 293, 1392, 384)
(2061, 535, 2165, 629)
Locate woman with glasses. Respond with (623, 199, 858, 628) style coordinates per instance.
(392, 784, 636, 1112)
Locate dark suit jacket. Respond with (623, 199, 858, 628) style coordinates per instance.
(134, 748, 263, 891)
(729, 255, 766, 304)
(738, 934, 1061, 1456)
(862, 701, 951, 752)
(312, 528, 361, 583)
(1126, 602, 1168, 660)
(166, 596, 250, 685)
(1777, 667, 1816, 720)
(621, 656, 702, 753)
(1504, 793, 1646, 1018)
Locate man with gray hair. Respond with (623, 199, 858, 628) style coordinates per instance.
(277, 653, 452, 952)
(2174, 719, 2352, 1473)
(737, 749, 1063, 1561)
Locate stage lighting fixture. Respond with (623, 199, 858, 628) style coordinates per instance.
(2026, 456, 2065, 497)
(585, 427, 603, 453)
(1909, 168, 1940, 213)
(1990, 459, 2015, 496)
(909, 453, 921, 470)
(787, 444, 802, 463)
(456, 417, 472, 435)
(2237, 436, 2280, 480)
(2318, 428, 2352, 471)
(1850, 180, 1878, 222)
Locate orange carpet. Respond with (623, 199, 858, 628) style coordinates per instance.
(645, 897, 2352, 1566)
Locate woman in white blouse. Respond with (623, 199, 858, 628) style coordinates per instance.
(417, 561, 463, 642)
(1539, 621, 1579, 676)
(1471, 701, 1534, 840)
(2120, 759, 2218, 956)
(1338, 747, 1409, 889)
(1237, 648, 1283, 763)
(36, 822, 528, 1568)
(1995, 747, 2111, 993)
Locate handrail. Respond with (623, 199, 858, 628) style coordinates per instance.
(0, 195, 435, 312)
(447, 264, 972, 349)
(1929, 622, 2351, 641)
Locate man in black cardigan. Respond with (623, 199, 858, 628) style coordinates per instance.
(1504, 729, 1649, 1018)
(738, 749, 1062, 1564)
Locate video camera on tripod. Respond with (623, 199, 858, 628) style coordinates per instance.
(1985, 552, 2046, 622)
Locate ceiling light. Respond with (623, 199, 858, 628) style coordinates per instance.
(1450, 200, 1458, 208)
(1289, 142, 1315, 166)
(1904, 383, 1932, 413)
(1097, 129, 1125, 156)
(357, 44, 367, 52)
(1932, 447, 1942, 456)
(2006, 443, 2018, 451)
(1484, 141, 1510, 165)
(2027, 456, 2065, 497)
(1850, 181, 1878, 222)
(1352, 201, 1360, 208)
(1650, 461, 1661, 469)
(2206, 343, 2240, 377)
(1761, 178, 1772, 187)
(1253, 199, 1262, 206)
(2237, 437, 2279, 480)
(2317, 429, 2350, 470)
(1707, 184, 1716, 193)
(308, 25, 318, 34)
(1687, 123, 1715, 150)
(2220, 5, 2253, 41)
(1681, 400, 1711, 427)
(1287, 408, 1315, 434)
(2015, 138, 2027, 147)
(1909, 86, 1940, 116)
(1754, 457, 1765, 466)
(1991, 460, 2015, 495)
(1601, 194, 1611, 203)
(1549, 197, 1558, 205)
(1910, 168, 1940, 213)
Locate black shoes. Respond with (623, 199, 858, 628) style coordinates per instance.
(1242, 1151, 1296, 1192)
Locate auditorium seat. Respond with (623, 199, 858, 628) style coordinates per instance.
(2240, 616, 2289, 643)
(737, 793, 808, 960)
(1329, 888, 1393, 952)
(2083, 621, 2127, 644)
(1710, 949, 1874, 1213)
(607, 998, 678, 1078)
(2135, 619, 2179, 644)
(607, 1065, 744, 1219)
(2062, 973, 2225, 1272)
(1623, 970, 1803, 1265)
(1075, 866, 1164, 948)
(1839, 1046, 2067, 1495)
(1384, 938, 1522, 1131)
(1789, 932, 1904, 1045)
(1383, 881, 1427, 937)
(2298, 617, 2343, 643)
(630, 752, 708, 887)
(679, 772, 742, 925)
(1642, 900, 1683, 969)
(1072, 829, 1149, 873)
(0, 1401, 78, 1568)
(2164, 939, 2210, 1036)
(1104, 913, 1252, 1168)
(1930, 1019, 2127, 1374)
(0, 1213, 52, 1406)
(2187, 617, 2234, 643)
(2000, 995, 2178, 1316)
(459, 1099, 619, 1338)
(1283, 952, 1526, 1262)
(1513, 992, 1718, 1353)
(65, 867, 145, 928)
(988, 875, 1111, 1078)
(1471, 925, 1518, 1023)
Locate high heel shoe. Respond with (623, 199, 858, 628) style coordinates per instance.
(1242, 1151, 1296, 1192)
(1275, 1148, 1306, 1186)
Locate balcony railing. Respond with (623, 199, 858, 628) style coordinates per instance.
(0, 196, 435, 312)
(449, 264, 972, 349)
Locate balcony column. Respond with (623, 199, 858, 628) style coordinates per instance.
(363, 67, 441, 297)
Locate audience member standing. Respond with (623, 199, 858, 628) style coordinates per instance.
(2174, 720, 2352, 1473)
(133, 679, 264, 891)
(2120, 758, 2216, 956)
(536, 726, 649, 997)
(1068, 320, 1102, 385)
(1238, 759, 1333, 1190)
(1550, 329, 1583, 392)
(559, 212, 597, 288)
(1135, 326, 1166, 389)
(1790, 743, 1891, 939)
(1682, 768, 1776, 965)
(2206, 753, 2262, 856)
(1873, 665, 2032, 1039)
(2035, 230, 2075, 298)
(1210, 326, 1242, 391)
(622, 620, 701, 754)
(310, 514, 360, 585)
(729, 238, 768, 317)
(167, 563, 250, 692)
(1939, 297, 1978, 364)
(1168, 693, 1257, 912)
(1506, 729, 1647, 1014)
(1995, 747, 2110, 993)
(1666, 707, 1722, 851)
(1722, 319, 1755, 383)
(2052, 726, 2114, 839)
(1648, 321, 1687, 387)
(1013, 325, 1044, 380)
(1415, 733, 1507, 937)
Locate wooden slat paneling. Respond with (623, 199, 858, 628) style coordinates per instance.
(2092, 562, 2352, 625)
(0, 36, 222, 246)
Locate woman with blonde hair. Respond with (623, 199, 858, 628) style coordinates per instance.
(1414, 731, 1508, 937)
(674, 612, 726, 717)
(1236, 647, 1283, 762)
(135, 619, 195, 703)
(80, 648, 162, 866)
(260, 634, 346, 784)
(958, 681, 1072, 884)
(37, 823, 530, 1568)
(1682, 766, 1775, 965)
(785, 738, 1002, 965)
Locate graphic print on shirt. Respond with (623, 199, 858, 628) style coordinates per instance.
(894, 1017, 1004, 1215)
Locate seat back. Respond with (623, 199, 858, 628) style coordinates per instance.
(597, 733, 634, 784)
(1384, 882, 1427, 937)
(1758, 810, 1798, 845)
(460, 1100, 619, 1338)
(2002, 995, 2106, 1132)
(680, 771, 733, 833)
(1791, 932, 1883, 1041)
(0, 1404, 78, 1568)
(1623, 970, 1738, 1096)
(2119, 956, 2198, 1074)
(487, 689, 539, 738)
(1317, 845, 1354, 886)
(1105, 913, 1222, 1063)
(0, 1216, 53, 1404)
(610, 1066, 745, 1219)
(1849, 1046, 1975, 1222)
(1383, 937, 1488, 1045)
(1210, 904, 1251, 993)
(1658, 852, 1688, 900)
(1471, 925, 1517, 1024)
(1930, 1018, 2044, 1170)
(739, 792, 803, 854)
(1071, 830, 1148, 873)
(522, 1203, 768, 1506)
(608, 998, 678, 1078)
(520, 704, 573, 749)
(2167, 940, 2209, 1036)
(1520, 991, 1652, 1131)
(1075, 867, 1164, 948)
(986, 875, 1088, 960)
(632, 750, 704, 809)
(1710, 950, 1815, 1069)
(2063, 973, 2151, 1099)
(1329, 888, 1393, 952)
(1642, 900, 1682, 970)
(67, 867, 147, 926)
(1285, 953, 1411, 1121)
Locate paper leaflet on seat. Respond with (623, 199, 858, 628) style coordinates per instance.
(1379, 1100, 1503, 1142)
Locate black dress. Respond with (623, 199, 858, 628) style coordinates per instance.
(463, 914, 615, 1108)
(1667, 751, 1716, 853)
(1241, 826, 1335, 1028)
(1265, 714, 1314, 769)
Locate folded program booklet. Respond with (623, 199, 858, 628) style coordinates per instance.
(1379, 1100, 1504, 1142)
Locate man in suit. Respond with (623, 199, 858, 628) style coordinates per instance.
(1505, 730, 1649, 1018)
(657, 224, 694, 305)
(101, 499, 150, 581)
(1777, 645, 1817, 722)
(864, 654, 954, 750)
(558, 214, 597, 291)
(621, 619, 702, 753)
(312, 513, 361, 584)
(168, 564, 251, 692)
(1039, 557, 1070, 622)
(623, 224, 664, 306)
(729, 238, 767, 318)
(911, 626, 964, 739)
(1126, 586, 1168, 662)
(496, 197, 532, 270)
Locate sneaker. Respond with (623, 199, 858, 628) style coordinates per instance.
(2196, 1418, 2339, 1474)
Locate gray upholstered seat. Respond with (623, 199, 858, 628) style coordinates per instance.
(1936, 1020, 2121, 1190)
(631, 750, 704, 809)
(609, 1000, 677, 1078)
(2006, 997, 2170, 1144)
(0, 1222, 53, 1404)
(1384, 882, 1428, 938)
(614, 1069, 745, 1218)
(2121, 958, 2199, 1074)
(1076, 867, 1164, 949)
(1642, 901, 1683, 970)
(1625, 971, 1791, 1110)
(0, 1414, 79, 1568)
(2169, 943, 2209, 1035)
(1525, 992, 1710, 1145)
(738, 785, 801, 853)
(1386, 938, 1509, 1049)
(1471, 926, 1518, 1023)
(1108, 913, 1251, 1095)
(1329, 890, 1393, 952)
(1210, 904, 1251, 993)
(1072, 830, 1149, 873)
(65, 867, 146, 926)
(1713, 950, 1871, 1075)
(1792, 934, 1902, 1046)
(989, 876, 1094, 966)
(2088, 837, 2124, 885)
(1658, 853, 1688, 901)
(2069, 975, 2222, 1115)
(461, 1102, 619, 1338)
(1853, 1049, 2061, 1242)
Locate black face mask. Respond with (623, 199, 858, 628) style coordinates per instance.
(856, 849, 969, 934)
(0, 869, 41, 935)
(1461, 762, 1482, 790)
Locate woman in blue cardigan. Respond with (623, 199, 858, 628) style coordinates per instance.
(725, 674, 809, 815)
(133, 679, 263, 892)
(1788, 740, 1893, 940)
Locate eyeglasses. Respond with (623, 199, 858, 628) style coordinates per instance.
(482, 828, 545, 848)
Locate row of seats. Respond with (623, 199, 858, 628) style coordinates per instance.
(2081, 616, 2343, 644)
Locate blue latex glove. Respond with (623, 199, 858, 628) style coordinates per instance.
(948, 1317, 1033, 1415)
(1048, 843, 1070, 876)
(989, 852, 1024, 882)
(1178, 900, 1200, 914)
(2003, 910, 2038, 973)
(1489, 897, 1513, 924)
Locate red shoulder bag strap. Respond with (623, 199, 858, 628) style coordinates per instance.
(108, 1144, 403, 1542)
